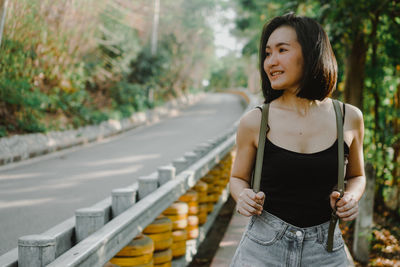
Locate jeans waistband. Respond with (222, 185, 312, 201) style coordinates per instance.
(255, 210, 332, 241)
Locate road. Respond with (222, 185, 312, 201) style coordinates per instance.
(0, 93, 245, 255)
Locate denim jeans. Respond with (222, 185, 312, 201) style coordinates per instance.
(230, 210, 349, 267)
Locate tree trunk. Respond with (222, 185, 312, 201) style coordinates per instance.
(370, 12, 380, 143)
(344, 30, 367, 111)
(353, 162, 375, 263)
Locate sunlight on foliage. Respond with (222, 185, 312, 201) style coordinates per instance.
(0, 0, 217, 136)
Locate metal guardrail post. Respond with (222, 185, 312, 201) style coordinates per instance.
(194, 143, 209, 158)
(112, 188, 137, 217)
(18, 235, 56, 267)
(138, 174, 158, 199)
(75, 208, 106, 242)
(207, 139, 219, 149)
(173, 157, 188, 174)
(158, 165, 176, 186)
(183, 152, 197, 166)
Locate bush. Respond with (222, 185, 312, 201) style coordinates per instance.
(0, 39, 47, 133)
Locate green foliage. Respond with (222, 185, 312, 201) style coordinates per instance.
(127, 42, 172, 86)
(1, 0, 218, 138)
(110, 81, 148, 113)
(0, 39, 47, 134)
(207, 53, 248, 91)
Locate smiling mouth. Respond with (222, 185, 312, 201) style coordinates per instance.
(270, 71, 284, 76)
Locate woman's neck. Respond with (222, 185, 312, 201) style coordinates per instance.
(275, 90, 324, 116)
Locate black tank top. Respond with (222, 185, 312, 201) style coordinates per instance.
(257, 105, 350, 227)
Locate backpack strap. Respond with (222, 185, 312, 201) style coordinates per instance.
(251, 103, 270, 192)
(327, 99, 345, 252)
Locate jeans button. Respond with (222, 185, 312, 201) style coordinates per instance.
(296, 231, 302, 237)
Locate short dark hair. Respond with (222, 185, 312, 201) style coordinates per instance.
(259, 12, 337, 103)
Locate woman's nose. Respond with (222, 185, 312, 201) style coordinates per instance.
(265, 53, 278, 67)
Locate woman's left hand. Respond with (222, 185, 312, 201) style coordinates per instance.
(330, 191, 359, 221)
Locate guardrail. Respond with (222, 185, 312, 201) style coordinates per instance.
(0, 90, 259, 267)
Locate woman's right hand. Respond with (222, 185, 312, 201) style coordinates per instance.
(236, 189, 265, 216)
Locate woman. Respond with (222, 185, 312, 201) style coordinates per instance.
(229, 13, 365, 266)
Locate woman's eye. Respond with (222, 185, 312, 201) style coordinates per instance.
(265, 52, 271, 57)
(279, 48, 287, 52)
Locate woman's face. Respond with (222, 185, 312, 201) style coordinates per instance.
(264, 26, 304, 93)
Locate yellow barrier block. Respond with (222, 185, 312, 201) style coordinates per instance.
(207, 202, 214, 213)
(110, 253, 152, 266)
(187, 215, 199, 227)
(163, 202, 188, 215)
(116, 234, 154, 257)
(198, 212, 207, 225)
(187, 226, 199, 239)
(193, 181, 208, 192)
(197, 192, 208, 203)
(172, 229, 187, 242)
(171, 241, 186, 258)
(187, 201, 199, 215)
(178, 190, 198, 202)
(143, 217, 173, 234)
(200, 175, 213, 184)
(199, 204, 208, 214)
(147, 231, 172, 242)
(154, 261, 172, 267)
(153, 237, 173, 251)
(170, 218, 188, 230)
(165, 214, 187, 221)
(207, 194, 219, 203)
(153, 248, 172, 264)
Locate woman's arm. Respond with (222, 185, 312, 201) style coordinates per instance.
(330, 105, 366, 221)
(230, 109, 265, 216)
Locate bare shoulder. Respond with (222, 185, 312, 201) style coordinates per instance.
(236, 108, 262, 147)
(344, 103, 364, 131)
(238, 108, 262, 130)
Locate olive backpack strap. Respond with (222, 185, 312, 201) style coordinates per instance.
(327, 99, 345, 252)
(251, 103, 270, 192)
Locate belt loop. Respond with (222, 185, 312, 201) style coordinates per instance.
(277, 224, 289, 240)
(317, 225, 323, 244)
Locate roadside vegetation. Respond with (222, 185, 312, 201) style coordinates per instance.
(0, 0, 216, 137)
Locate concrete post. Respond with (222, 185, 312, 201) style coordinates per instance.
(194, 143, 210, 158)
(75, 208, 106, 242)
(216, 134, 226, 144)
(112, 188, 137, 217)
(193, 145, 204, 158)
(18, 235, 56, 267)
(184, 152, 197, 166)
(353, 162, 375, 263)
(138, 175, 158, 200)
(157, 165, 175, 186)
(173, 157, 187, 174)
(207, 139, 218, 149)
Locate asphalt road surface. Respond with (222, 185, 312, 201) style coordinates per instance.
(0, 93, 245, 255)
